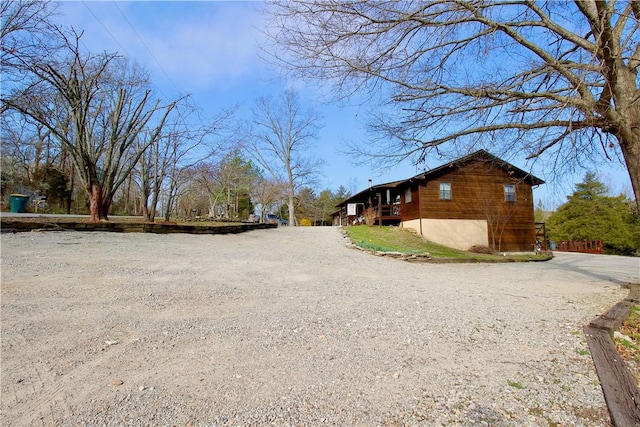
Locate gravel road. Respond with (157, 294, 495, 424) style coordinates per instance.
(1, 226, 637, 426)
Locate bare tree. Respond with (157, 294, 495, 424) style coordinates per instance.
(264, 1, 640, 210)
(161, 163, 189, 221)
(1, 0, 60, 81)
(137, 107, 233, 222)
(173, 165, 211, 218)
(2, 31, 181, 220)
(250, 89, 324, 225)
(251, 174, 286, 223)
(188, 149, 257, 220)
(1, 0, 65, 204)
(293, 186, 315, 224)
(1, 113, 56, 187)
(478, 196, 518, 254)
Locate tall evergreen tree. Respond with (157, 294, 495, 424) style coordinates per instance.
(547, 173, 639, 255)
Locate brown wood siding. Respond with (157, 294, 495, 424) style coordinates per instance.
(401, 160, 537, 251)
(401, 185, 420, 219)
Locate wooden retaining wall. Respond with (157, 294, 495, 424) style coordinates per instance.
(584, 284, 640, 427)
(0, 220, 277, 234)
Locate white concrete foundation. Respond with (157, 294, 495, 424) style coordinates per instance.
(403, 218, 488, 251)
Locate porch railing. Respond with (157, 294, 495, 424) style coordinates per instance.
(553, 240, 603, 254)
(376, 205, 401, 218)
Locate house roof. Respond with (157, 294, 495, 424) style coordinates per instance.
(336, 150, 544, 207)
(411, 150, 545, 186)
(336, 180, 405, 207)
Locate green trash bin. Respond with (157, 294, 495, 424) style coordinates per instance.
(10, 194, 29, 213)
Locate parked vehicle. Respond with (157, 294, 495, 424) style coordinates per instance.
(266, 213, 288, 225)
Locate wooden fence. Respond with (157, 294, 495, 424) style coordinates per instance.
(553, 240, 603, 254)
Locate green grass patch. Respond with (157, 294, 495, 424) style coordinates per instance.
(507, 380, 525, 389)
(344, 225, 549, 262)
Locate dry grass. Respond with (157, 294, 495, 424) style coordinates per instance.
(615, 305, 640, 385)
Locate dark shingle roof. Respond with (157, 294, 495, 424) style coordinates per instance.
(411, 150, 545, 186)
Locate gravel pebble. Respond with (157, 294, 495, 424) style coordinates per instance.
(1, 227, 636, 426)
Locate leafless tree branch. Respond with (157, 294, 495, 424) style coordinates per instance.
(264, 0, 640, 209)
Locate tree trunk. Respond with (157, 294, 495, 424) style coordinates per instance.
(143, 206, 156, 222)
(613, 65, 640, 213)
(164, 191, 175, 222)
(142, 204, 151, 222)
(147, 194, 158, 222)
(142, 189, 156, 222)
(261, 206, 267, 223)
(288, 192, 296, 226)
(88, 183, 109, 221)
(66, 166, 74, 215)
(617, 129, 640, 214)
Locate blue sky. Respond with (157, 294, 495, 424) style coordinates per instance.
(52, 1, 633, 209)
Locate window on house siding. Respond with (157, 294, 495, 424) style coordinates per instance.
(504, 184, 516, 202)
(439, 182, 452, 200)
(405, 187, 412, 203)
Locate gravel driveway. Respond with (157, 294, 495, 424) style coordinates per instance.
(1, 226, 637, 426)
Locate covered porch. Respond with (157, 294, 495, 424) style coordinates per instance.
(333, 180, 404, 226)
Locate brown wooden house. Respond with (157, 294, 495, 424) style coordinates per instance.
(334, 150, 545, 252)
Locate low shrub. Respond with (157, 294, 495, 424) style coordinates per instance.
(468, 245, 496, 254)
(363, 207, 376, 226)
